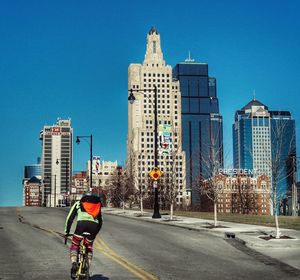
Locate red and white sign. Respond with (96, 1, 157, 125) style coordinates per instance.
(52, 127, 61, 135)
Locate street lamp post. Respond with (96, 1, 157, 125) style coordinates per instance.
(56, 158, 69, 206)
(45, 174, 56, 207)
(291, 155, 298, 216)
(76, 135, 93, 191)
(128, 85, 161, 219)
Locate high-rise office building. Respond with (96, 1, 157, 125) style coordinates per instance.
(233, 99, 297, 214)
(173, 58, 223, 206)
(40, 118, 73, 207)
(127, 27, 189, 206)
(233, 99, 272, 176)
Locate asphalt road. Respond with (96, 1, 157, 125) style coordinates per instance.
(0, 207, 299, 280)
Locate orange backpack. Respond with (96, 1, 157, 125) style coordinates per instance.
(81, 202, 101, 219)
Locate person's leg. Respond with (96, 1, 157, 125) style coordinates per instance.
(83, 221, 102, 265)
(70, 234, 83, 263)
(70, 222, 85, 278)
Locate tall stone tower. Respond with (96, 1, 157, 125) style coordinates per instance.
(127, 28, 189, 207)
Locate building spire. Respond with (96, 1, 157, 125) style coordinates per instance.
(143, 27, 165, 66)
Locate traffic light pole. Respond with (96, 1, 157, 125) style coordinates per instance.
(128, 85, 161, 219)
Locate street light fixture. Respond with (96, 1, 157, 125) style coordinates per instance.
(128, 89, 136, 104)
(76, 135, 93, 191)
(128, 85, 161, 219)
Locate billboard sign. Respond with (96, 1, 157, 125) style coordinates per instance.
(92, 156, 101, 175)
(158, 124, 172, 155)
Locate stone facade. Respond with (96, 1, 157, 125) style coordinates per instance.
(127, 28, 189, 206)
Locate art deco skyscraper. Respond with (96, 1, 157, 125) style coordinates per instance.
(127, 28, 189, 206)
(40, 118, 73, 207)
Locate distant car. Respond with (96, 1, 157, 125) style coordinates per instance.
(57, 203, 67, 207)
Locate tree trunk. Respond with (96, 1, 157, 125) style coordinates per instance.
(273, 188, 281, 238)
(214, 201, 218, 227)
(122, 200, 125, 213)
(170, 202, 174, 220)
(140, 193, 144, 215)
(275, 213, 281, 239)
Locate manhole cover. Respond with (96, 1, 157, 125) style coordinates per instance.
(204, 225, 229, 229)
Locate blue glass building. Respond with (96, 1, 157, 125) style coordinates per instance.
(173, 59, 223, 206)
(233, 99, 297, 215)
(24, 158, 42, 179)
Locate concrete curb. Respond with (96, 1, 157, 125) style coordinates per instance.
(103, 209, 300, 249)
(104, 210, 240, 238)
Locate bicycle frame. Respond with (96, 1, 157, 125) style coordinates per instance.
(77, 238, 89, 279)
(65, 233, 90, 280)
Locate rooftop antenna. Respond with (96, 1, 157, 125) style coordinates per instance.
(253, 89, 256, 101)
(185, 50, 195, 63)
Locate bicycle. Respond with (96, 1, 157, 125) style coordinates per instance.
(65, 232, 91, 280)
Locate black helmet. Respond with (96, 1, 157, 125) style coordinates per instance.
(82, 191, 93, 197)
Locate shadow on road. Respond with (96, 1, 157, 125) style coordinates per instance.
(90, 274, 109, 280)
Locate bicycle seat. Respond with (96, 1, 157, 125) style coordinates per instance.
(82, 232, 91, 238)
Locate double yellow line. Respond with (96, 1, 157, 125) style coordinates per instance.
(16, 209, 157, 279)
(95, 237, 159, 280)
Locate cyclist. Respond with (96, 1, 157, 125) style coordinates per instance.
(65, 191, 103, 279)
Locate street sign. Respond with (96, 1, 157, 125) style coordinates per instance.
(149, 167, 163, 181)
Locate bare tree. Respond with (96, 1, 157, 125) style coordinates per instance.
(249, 116, 296, 238)
(134, 156, 151, 215)
(160, 150, 179, 220)
(193, 157, 223, 226)
(158, 130, 188, 220)
(107, 167, 134, 211)
(234, 175, 257, 214)
(192, 123, 224, 226)
(269, 119, 295, 238)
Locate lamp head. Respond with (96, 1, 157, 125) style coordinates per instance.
(76, 137, 80, 144)
(128, 89, 136, 104)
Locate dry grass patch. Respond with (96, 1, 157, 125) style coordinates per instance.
(173, 210, 300, 231)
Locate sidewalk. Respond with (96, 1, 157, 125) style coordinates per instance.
(102, 208, 300, 271)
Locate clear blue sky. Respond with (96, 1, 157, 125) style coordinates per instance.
(1, 0, 300, 206)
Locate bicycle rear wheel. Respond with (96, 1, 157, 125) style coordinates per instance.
(85, 256, 90, 280)
(79, 255, 90, 280)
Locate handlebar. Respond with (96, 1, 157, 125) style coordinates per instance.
(64, 233, 73, 245)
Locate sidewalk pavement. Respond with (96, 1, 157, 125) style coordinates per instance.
(102, 208, 300, 271)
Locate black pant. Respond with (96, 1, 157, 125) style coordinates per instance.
(74, 220, 102, 240)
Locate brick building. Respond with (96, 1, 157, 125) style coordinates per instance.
(201, 174, 270, 215)
(24, 176, 42, 206)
